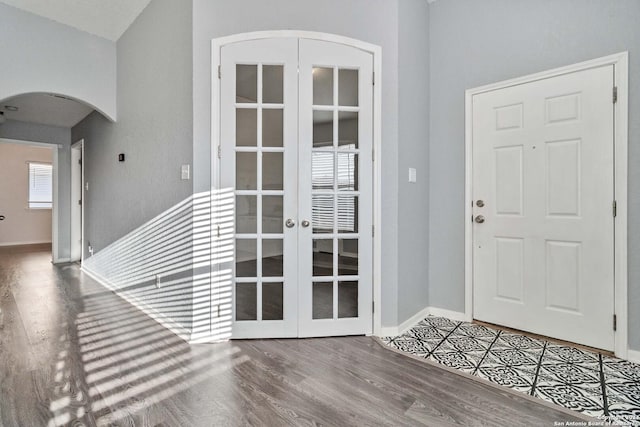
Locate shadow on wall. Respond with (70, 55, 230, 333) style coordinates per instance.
(82, 190, 235, 343)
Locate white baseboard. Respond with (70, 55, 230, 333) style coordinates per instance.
(379, 326, 400, 337)
(377, 306, 468, 337)
(427, 306, 470, 322)
(81, 266, 193, 343)
(0, 240, 52, 247)
(627, 349, 640, 364)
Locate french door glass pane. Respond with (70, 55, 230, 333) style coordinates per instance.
(338, 69, 358, 107)
(338, 239, 358, 276)
(312, 195, 334, 233)
(236, 283, 257, 320)
(313, 239, 333, 276)
(262, 196, 283, 233)
(337, 195, 358, 233)
(312, 152, 334, 190)
(312, 282, 333, 319)
(236, 65, 257, 103)
(338, 281, 358, 318)
(236, 195, 257, 233)
(262, 282, 284, 320)
(236, 152, 257, 190)
(263, 65, 284, 104)
(262, 239, 284, 277)
(313, 67, 333, 105)
(262, 152, 283, 190)
(235, 239, 257, 277)
(338, 111, 358, 149)
(313, 111, 333, 147)
(337, 153, 358, 191)
(263, 109, 284, 147)
(236, 109, 257, 147)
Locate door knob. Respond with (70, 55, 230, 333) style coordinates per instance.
(0, 215, 5, 221)
(476, 200, 485, 207)
(301, 219, 310, 228)
(474, 215, 485, 224)
(285, 218, 296, 228)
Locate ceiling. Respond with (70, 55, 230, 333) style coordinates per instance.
(1, 93, 94, 128)
(0, 0, 152, 41)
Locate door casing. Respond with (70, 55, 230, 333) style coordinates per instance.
(464, 52, 629, 359)
(211, 31, 383, 335)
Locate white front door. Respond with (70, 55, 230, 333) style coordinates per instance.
(472, 65, 615, 350)
(220, 37, 373, 338)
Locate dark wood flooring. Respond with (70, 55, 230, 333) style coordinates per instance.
(0, 244, 587, 426)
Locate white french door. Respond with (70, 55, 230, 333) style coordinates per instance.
(219, 37, 373, 338)
(472, 65, 615, 350)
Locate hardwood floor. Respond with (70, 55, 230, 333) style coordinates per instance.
(0, 245, 588, 426)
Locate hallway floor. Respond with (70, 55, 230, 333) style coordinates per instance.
(383, 316, 640, 426)
(1, 245, 587, 426)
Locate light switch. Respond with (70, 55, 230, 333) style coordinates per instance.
(408, 167, 417, 183)
(181, 164, 190, 180)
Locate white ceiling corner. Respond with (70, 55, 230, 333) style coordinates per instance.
(0, 0, 153, 41)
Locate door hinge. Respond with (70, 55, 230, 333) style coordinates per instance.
(78, 200, 82, 206)
(613, 314, 617, 331)
(613, 200, 617, 217)
(372, 149, 375, 162)
(217, 145, 221, 159)
(372, 301, 375, 313)
(613, 86, 618, 104)
(218, 65, 221, 79)
(78, 158, 82, 165)
(372, 225, 375, 237)
(372, 72, 375, 86)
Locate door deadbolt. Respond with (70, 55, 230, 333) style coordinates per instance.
(474, 215, 485, 224)
(285, 218, 296, 228)
(0, 215, 4, 221)
(476, 200, 485, 207)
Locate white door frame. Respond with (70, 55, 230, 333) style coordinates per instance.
(71, 139, 84, 263)
(0, 137, 61, 262)
(464, 52, 629, 359)
(211, 31, 383, 335)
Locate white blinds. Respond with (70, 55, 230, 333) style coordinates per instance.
(28, 162, 53, 209)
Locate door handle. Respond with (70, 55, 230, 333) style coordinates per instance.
(301, 219, 310, 228)
(285, 218, 296, 228)
(474, 215, 485, 224)
(0, 215, 5, 221)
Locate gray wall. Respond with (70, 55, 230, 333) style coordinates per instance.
(397, 0, 430, 324)
(193, 0, 407, 327)
(0, 3, 116, 120)
(428, 0, 640, 348)
(72, 0, 193, 256)
(0, 120, 72, 259)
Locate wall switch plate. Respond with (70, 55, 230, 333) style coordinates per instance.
(408, 167, 417, 183)
(181, 164, 190, 180)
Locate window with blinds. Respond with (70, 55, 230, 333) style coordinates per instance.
(28, 162, 53, 209)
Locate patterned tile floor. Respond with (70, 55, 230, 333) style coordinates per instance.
(382, 316, 640, 426)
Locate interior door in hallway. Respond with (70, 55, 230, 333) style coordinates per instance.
(472, 65, 615, 350)
(219, 37, 373, 338)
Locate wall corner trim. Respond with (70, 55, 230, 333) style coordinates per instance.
(376, 306, 468, 337)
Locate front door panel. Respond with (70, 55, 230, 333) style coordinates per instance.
(472, 65, 615, 350)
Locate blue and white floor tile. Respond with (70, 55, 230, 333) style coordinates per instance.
(382, 316, 640, 425)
